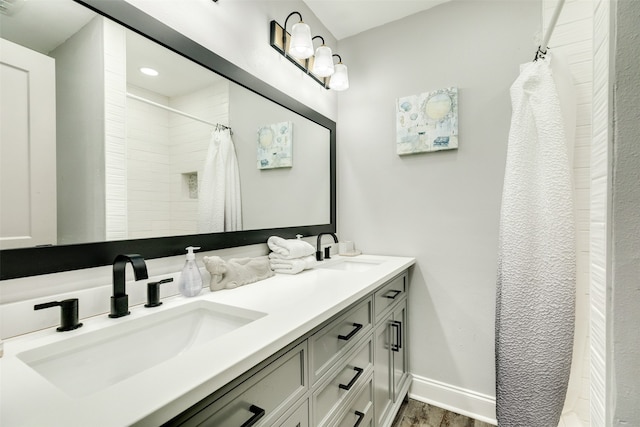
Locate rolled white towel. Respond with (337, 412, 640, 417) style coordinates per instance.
(268, 252, 316, 261)
(267, 236, 315, 259)
(269, 255, 317, 275)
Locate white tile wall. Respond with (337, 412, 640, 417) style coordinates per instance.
(169, 80, 229, 236)
(104, 20, 128, 241)
(124, 81, 229, 238)
(126, 85, 172, 238)
(542, 0, 593, 425)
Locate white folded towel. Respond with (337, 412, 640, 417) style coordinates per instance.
(267, 236, 315, 259)
(269, 255, 317, 275)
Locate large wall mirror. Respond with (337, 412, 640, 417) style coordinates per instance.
(0, 0, 336, 279)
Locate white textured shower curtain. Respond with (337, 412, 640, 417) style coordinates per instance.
(495, 56, 576, 426)
(198, 128, 242, 233)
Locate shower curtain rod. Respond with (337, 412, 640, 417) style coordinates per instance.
(126, 92, 232, 133)
(535, 0, 566, 60)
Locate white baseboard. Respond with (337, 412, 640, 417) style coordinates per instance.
(409, 374, 497, 425)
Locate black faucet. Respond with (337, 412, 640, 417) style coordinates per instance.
(316, 232, 339, 261)
(110, 254, 148, 318)
(34, 298, 83, 332)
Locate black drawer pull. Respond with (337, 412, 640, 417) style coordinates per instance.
(240, 404, 265, 427)
(353, 410, 365, 427)
(391, 320, 402, 352)
(338, 322, 363, 341)
(339, 367, 364, 391)
(383, 289, 402, 299)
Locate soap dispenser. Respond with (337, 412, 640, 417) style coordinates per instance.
(178, 246, 203, 297)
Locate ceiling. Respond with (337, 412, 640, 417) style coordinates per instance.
(302, 0, 450, 40)
(1, 0, 450, 95)
(0, 0, 95, 54)
(0, 0, 220, 97)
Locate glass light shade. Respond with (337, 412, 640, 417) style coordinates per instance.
(288, 21, 313, 59)
(312, 45, 335, 77)
(329, 63, 349, 91)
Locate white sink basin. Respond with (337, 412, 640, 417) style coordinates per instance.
(319, 258, 382, 272)
(17, 300, 266, 398)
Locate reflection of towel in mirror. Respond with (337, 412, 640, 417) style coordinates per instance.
(203, 256, 274, 291)
(267, 236, 315, 259)
(268, 254, 317, 275)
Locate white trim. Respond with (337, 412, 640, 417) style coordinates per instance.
(409, 374, 497, 425)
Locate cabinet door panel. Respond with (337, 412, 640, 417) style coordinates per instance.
(373, 320, 392, 426)
(392, 301, 408, 402)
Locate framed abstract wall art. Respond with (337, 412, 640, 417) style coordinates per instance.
(396, 87, 458, 155)
(257, 121, 293, 169)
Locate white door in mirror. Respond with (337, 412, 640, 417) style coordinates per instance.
(0, 39, 56, 249)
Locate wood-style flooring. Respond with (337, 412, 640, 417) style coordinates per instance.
(391, 399, 495, 427)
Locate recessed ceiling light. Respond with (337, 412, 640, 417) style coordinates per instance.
(139, 67, 159, 77)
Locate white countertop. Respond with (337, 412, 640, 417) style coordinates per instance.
(0, 254, 414, 426)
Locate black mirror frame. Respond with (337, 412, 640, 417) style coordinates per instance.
(0, 0, 336, 280)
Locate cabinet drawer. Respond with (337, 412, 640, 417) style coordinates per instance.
(313, 338, 373, 427)
(332, 377, 373, 427)
(278, 399, 309, 427)
(178, 342, 307, 426)
(374, 274, 406, 321)
(309, 298, 372, 384)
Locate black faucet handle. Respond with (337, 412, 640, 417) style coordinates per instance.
(324, 246, 332, 259)
(34, 298, 83, 332)
(145, 278, 173, 308)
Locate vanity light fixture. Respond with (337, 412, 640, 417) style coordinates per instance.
(270, 12, 348, 90)
(311, 36, 334, 77)
(139, 67, 159, 76)
(329, 54, 349, 91)
(284, 12, 313, 59)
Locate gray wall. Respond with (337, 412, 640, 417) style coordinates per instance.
(611, 0, 640, 424)
(229, 83, 330, 230)
(336, 0, 540, 405)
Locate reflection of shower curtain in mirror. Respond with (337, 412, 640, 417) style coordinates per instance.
(198, 128, 242, 232)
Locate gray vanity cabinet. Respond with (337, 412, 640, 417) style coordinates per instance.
(373, 274, 409, 427)
(172, 342, 308, 427)
(164, 270, 409, 427)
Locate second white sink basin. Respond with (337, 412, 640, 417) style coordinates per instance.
(319, 258, 382, 272)
(17, 300, 266, 398)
